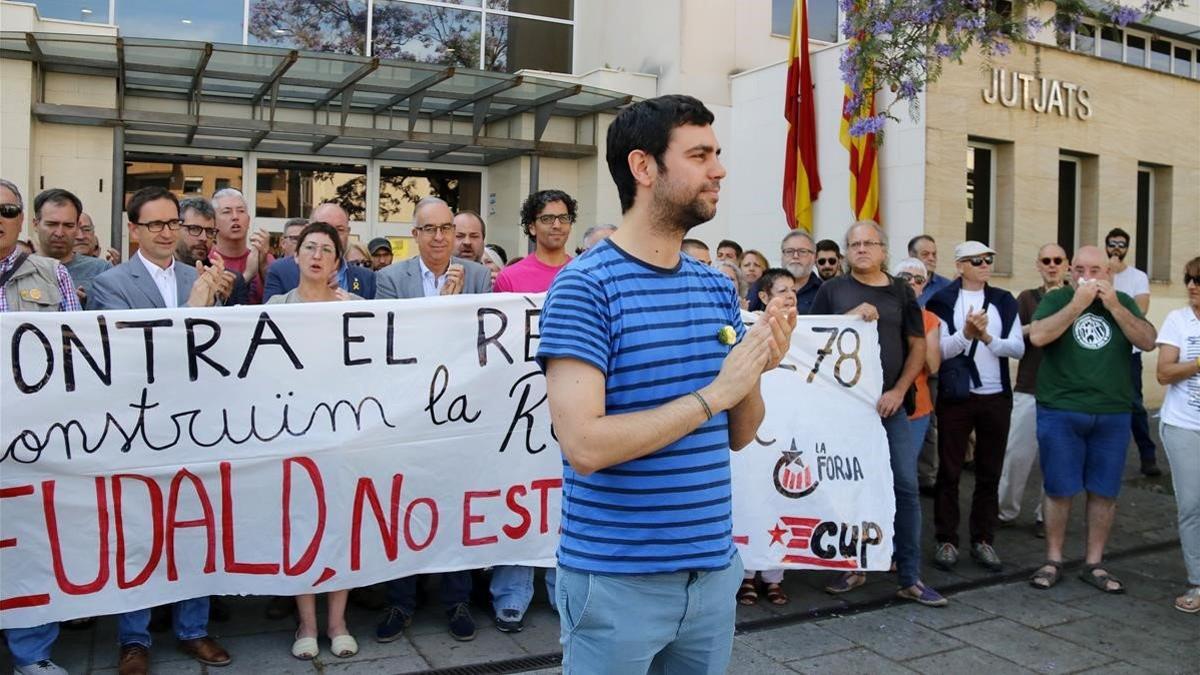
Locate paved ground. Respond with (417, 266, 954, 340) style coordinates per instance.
(4, 435, 1194, 674)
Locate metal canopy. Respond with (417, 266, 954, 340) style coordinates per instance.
(1, 32, 634, 166)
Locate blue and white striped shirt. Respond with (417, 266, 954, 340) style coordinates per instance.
(537, 238, 745, 574)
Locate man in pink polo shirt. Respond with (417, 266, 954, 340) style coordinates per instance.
(493, 189, 576, 293)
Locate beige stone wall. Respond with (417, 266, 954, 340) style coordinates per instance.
(924, 44, 1200, 405)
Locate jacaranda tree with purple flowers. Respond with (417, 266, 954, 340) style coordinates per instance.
(841, 0, 1185, 137)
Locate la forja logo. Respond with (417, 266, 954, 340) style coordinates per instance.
(773, 439, 818, 498)
(768, 516, 883, 570)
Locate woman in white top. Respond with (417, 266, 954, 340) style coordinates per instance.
(1155, 255, 1200, 614)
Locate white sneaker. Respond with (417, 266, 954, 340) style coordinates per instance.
(15, 660, 68, 675)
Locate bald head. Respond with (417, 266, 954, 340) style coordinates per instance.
(311, 202, 350, 247)
(1072, 245, 1111, 283)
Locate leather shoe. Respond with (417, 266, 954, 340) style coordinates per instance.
(179, 636, 232, 667)
(118, 644, 150, 675)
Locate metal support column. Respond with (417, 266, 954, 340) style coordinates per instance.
(527, 153, 540, 254)
(110, 126, 124, 255)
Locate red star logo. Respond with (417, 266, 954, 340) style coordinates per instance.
(768, 522, 787, 546)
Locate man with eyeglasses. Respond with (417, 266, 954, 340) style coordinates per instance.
(264, 203, 375, 301)
(750, 230, 822, 313)
(30, 188, 111, 308)
(1105, 228, 1160, 476)
(89, 186, 235, 675)
(176, 197, 250, 305)
(926, 241, 1023, 573)
(375, 197, 490, 302)
(74, 211, 121, 264)
(491, 190, 577, 293)
(996, 244, 1069, 538)
(815, 239, 842, 280)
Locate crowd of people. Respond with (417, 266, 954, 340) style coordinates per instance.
(1, 92, 1197, 675)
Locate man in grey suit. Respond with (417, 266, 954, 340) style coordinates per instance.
(375, 196, 491, 299)
(90, 187, 232, 312)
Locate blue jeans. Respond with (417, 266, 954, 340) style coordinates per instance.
(5, 622, 58, 666)
(491, 565, 535, 617)
(557, 552, 743, 675)
(885, 411, 921, 588)
(118, 597, 210, 648)
(386, 571, 472, 615)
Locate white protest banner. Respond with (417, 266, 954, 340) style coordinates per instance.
(1, 295, 893, 629)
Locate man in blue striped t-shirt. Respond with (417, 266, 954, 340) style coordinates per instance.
(538, 94, 796, 674)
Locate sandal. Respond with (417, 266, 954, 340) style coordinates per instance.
(1173, 587, 1199, 614)
(1029, 561, 1062, 590)
(330, 633, 358, 658)
(824, 572, 866, 595)
(291, 632, 319, 660)
(764, 582, 789, 605)
(737, 580, 758, 605)
(1078, 564, 1125, 594)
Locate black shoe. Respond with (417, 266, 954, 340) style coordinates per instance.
(1141, 460, 1163, 477)
(375, 606, 413, 643)
(494, 608, 524, 633)
(447, 603, 476, 641)
(1034, 520, 1046, 539)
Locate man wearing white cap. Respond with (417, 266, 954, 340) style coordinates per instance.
(926, 241, 1024, 572)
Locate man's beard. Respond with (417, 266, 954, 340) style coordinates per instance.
(818, 267, 836, 280)
(650, 172, 717, 236)
(786, 262, 809, 279)
(1109, 249, 1126, 261)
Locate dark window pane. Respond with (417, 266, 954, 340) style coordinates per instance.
(1057, 159, 1077, 256)
(248, 0, 368, 56)
(124, 153, 242, 206)
(771, 0, 791, 36)
(1074, 24, 1095, 54)
(493, 0, 571, 20)
(1135, 170, 1151, 272)
(1150, 39, 1171, 72)
(485, 13, 570, 73)
(30, 0, 108, 23)
(379, 167, 481, 223)
(117, 0, 244, 44)
(256, 159, 366, 220)
(1126, 34, 1145, 66)
(1174, 46, 1193, 77)
(809, 0, 838, 42)
(373, 1, 482, 68)
(1100, 26, 1122, 61)
(966, 147, 992, 245)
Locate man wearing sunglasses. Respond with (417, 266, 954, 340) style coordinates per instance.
(1105, 228, 1160, 476)
(997, 244, 1069, 537)
(927, 241, 1023, 573)
(31, 188, 111, 308)
(815, 239, 842, 280)
(493, 189, 577, 293)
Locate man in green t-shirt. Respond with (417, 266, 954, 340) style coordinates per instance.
(1027, 246, 1156, 594)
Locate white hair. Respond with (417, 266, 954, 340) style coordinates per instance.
(211, 188, 247, 210)
(0, 178, 23, 205)
(894, 257, 926, 277)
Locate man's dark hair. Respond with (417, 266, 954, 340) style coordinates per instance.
(126, 186, 179, 224)
(816, 239, 841, 255)
(1105, 227, 1131, 244)
(33, 188, 82, 221)
(758, 267, 796, 296)
(520, 190, 577, 239)
(681, 238, 709, 252)
(606, 94, 715, 213)
(283, 217, 309, 232)
(717, 239, 743, 257)
(906, 234, 935, 255)
(456, 209, 487, 238)
(178, 196, 215, 221)
(296, 221, 344, 262)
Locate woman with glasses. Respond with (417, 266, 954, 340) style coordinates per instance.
(344, 240, 372, 269)
(1155, 257, 1200, 613)
(267, 222, 359, 659)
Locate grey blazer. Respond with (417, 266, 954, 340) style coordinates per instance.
(375, 256, 492, 299)
(89, 254, 198, 310)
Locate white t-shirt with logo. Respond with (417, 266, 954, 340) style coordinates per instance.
(1157, 307, 1200, 431)
(1113, 266, 1150, 353)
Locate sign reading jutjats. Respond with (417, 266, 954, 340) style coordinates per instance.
(0, 297, 893, 629)
(982, 68, 1093, 119)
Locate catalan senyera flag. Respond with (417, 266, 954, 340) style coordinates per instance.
(839, 20, 880, 224)
(782, 0, 821, 232)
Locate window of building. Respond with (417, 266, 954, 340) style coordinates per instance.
(771, 0, 839, 42)
(117, 0, 244, 44)
(1135, 167, 1153, 273)
(485, 12, 571, 72)
(373, 1, 483, 68)
(255, 159, 367, 220)
(30, 0, 109, 23)
(248, 0, 369, 56)
(124, 153, 243, 206)
(1057, 157, 1080, 256)
(1125, 34, 1146, 66)
(1174, 46, 1194, 77)
(378, 166, 481, 223)
(1150, 39, 1172, 72)
(966, 143, 995, 247)
(496, 0, 571, 20)
(1100, 26, 1123, 61)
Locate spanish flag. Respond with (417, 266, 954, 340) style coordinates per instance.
(839, 18, 880, 224)
(782, 0, 821, 232)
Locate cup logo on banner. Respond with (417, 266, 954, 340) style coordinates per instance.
(0, 299, 894, 629)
